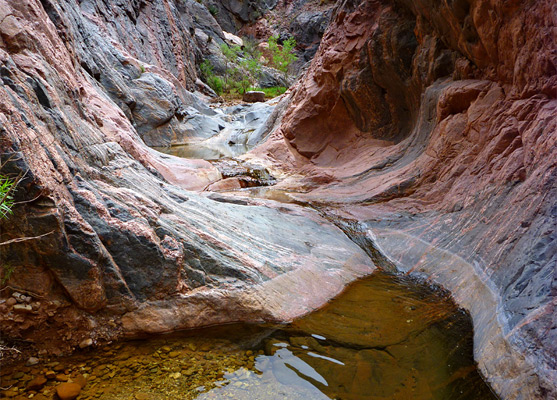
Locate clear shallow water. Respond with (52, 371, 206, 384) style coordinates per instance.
(1, 272, 497, 399)
(153, 143, 249, 160)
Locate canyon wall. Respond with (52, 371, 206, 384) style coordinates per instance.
(255, 0, 556, 398)
(0, 0, 371, 357)
(0, 0, 555, 399)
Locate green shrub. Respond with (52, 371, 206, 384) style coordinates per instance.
(0, 175, 15, 219)
(242, 38, 262, 61)
(0, 174, 16, 285)
(268, 35, 297, 76)
(207, 75, 224, 95)
(249, 86, 287, 98)
(208, 4, 218, 16)
(199, 60, 224, 95)
(200, 60, 214, 78)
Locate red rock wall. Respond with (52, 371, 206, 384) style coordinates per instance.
(260, 0, 556, 398)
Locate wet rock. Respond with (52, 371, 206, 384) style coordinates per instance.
(55, 382, 81, 400)
(45, 371, 56, 379)
(78, 338, 93, 349)
(26, 375, 47, 391)
(261, 0, 557, 398)
(73, 374, 87, 388)
(1, 389, 18, 398)
(242, 91, 265, 103)
(6, 297, 17, 306)
(25, 357, 39, 366)
(55, 374, 69, 382)
(53, 364, 65, 372)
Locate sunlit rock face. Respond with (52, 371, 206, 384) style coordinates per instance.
(254, 0, 556, 398)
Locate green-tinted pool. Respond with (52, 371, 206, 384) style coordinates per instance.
(0, 272, 497, 399)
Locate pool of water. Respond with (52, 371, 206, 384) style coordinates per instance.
(153, 143, 249, 161)
(0, 272, 497, 399)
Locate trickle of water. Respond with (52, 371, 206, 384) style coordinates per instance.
(1, 272, 497, 400)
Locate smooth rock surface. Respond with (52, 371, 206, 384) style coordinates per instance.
(55, 382, 81, 400)
(0, 1, 554, 399)
(253, 0, 556, 398)
(0, 0, 371, 364)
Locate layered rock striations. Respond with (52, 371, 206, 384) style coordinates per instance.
(0, 0, 371, 356)
(255, 0, 556, 398)
(0, 0, 555, 399)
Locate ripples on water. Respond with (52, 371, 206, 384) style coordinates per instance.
(1, 272, 497, 399)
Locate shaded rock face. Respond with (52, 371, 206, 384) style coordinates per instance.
(256, 0, 556, 398)
(205, 0, 279, 33)
(0, 0, 372, 357)
(238, 0, 336, 74)
(36, 0, 227, 147)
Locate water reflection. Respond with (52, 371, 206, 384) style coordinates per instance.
(199, 272, 497, 400)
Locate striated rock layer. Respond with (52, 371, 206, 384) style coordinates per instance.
(0, 0, 555, 399)
(253, 0, 556, 398)
(0, 0, 371, 357)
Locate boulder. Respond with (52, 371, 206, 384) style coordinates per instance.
(223, 31, 243, 47)
(55, 383, 81, 400)
(257, 66, 288, 88)
(242, 91, 265, 103)
(26, 375, 47, 391)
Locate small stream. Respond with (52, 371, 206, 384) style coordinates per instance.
(1, 272, 497, 399)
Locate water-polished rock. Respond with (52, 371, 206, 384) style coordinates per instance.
(55, 383, 82, 400)
(254, 1, 557, 398)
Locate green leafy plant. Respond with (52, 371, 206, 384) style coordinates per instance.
(0, 173, 16, 285)
(237, 58, 262, 94)
(0, 162, 54, 286)
(242, 38, 262, 61)
(207, 4, 218, 16)
(199, 60, 224, 95)
(220, 44, 242, 91)
(200, 40, 284, 99)
(1, 263, 15, 285)
(0, 175, 15, 219)
(207, 75, 224, 95)
(200, 60, 214, 78)
(267, 35, 297, 76)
